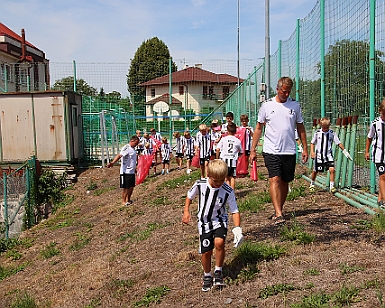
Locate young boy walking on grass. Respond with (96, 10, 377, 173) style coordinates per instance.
(182, 159, 244, 292)
(160, 137, 172, 175)
(216, 122, 243, 189)
(309, 117, 352, 193)
(365, 99, 385, 208)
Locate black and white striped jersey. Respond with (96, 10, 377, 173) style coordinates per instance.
(196, 133, 212, 158)
(367, 117, 385, 163)
(161, 143, 172, 161)
(151, 132, 162, 141)
(184, 137, 196, 156)
(175, 136, 184, 154)
(187, 179, 238, 235)
(310, 129, 341, 163)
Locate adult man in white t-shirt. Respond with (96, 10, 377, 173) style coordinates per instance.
(249, 77, 308, 225)
(107, 135, 140, 206)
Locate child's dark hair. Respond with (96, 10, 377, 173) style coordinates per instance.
(227, 122, 236, 134)
(225, 112, 234, 119)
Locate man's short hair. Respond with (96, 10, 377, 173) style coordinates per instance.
(207, 159, 228, 180)
(277, 77, 293, 90)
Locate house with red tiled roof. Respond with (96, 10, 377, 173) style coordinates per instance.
(140, 64, 242, 119)
(0, 23, 49, 92)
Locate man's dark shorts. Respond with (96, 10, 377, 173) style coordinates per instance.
(199, 227, 227, 254)
(175, 153, 184, 158)
(263, 152, 296, 183)
(120, 174, 135, 188)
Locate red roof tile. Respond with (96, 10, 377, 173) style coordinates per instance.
(0, 23, 36, 48)
(145, 93, 182, 106)
(140, 66, 242, 86)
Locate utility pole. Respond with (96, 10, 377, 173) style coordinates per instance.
(265, 0, 270, 99)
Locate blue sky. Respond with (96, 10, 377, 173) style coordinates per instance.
(2, 0, 317, 63)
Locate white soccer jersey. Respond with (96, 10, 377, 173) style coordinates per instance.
(184, 137, 196, 156)
(161, 143, 172, 161)
(211, 131, 222, 152)
(175, 136, 184, 154)
(187, 179, 238, 235)
(196, 133, 212, 158)
(367, 117, 385, 163)
(217, 135, 243, 168)
(311, 129, 341, 163)
(119, 144, 137, 174)
(258, 97, 304, 154)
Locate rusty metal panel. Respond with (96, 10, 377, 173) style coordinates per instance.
(33, 94, 67, 161)
(0, 95, 36, 162)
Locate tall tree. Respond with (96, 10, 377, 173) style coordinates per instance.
(319, 39, 384, 117)
(127, 37, 177, 102)
(51, 76, 97, 96)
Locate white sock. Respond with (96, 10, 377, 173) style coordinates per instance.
(330, 182, 334, 188)
(215, 266, 222, 272)
(204, 272, 212, 277)
(310, 180, 315, 186)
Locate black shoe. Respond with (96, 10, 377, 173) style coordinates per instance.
(202, 276, 213, 292)
(213, 270, 225, 287)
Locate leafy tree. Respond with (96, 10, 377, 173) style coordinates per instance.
(318, 39, 384, 118)
(127, 37, 177, 103)
(51, 76, 97, 96)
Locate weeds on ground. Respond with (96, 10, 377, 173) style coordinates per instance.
(372, 212, 385, 233)
(84, 297, 101, 308)
(40, 241, 60, 259)
(259, 283, 296, 299)
(118, 222, 166, 242)
(86, 180, 97, 191)
(237, 191, 270, 212)
(303, 268, 320, 276)
(280, 218, 315, 244)
(339, 263, 365, 275)
(0, 237, 33, 254)
(0, 262, 28, 281)
(93, 186, 116, 196)
(134, 285, 170, 307)
(226, 241, 285, 282)
(287, 185, 307, 201)
(69, 232, 91, 251)
(156, 171, 200, 190)
(291, 284, 362, 307)
(107, 278, 135, 298)
(10, 291, 37, 308)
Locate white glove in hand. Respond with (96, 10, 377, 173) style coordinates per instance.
(297, 144, 303, 153)
(232, 226, 244, 248)
(342, 149, 353, 161)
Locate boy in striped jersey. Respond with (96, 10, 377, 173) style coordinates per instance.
(173, 131, 184, 170)
(365, 100, 385, 208)
(195, 124, 212, 179)
(160, 137, 172, 175)
(183, 131, 195, 174)
(182, 159, 243, 291)
(309, 117, 352, 193)
(216, 122, 243, 189)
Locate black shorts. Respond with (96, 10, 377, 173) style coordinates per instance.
(227, 166, 236, 177)
(263, 152, 296, 183)
(376, 163, 385, 175)
(186, 154, 194, 161)
(162, 159, 170, 164)
(245, 150, 250, 157)
(199, 227, 227, 254)
(314, 161, 334, 173)
(175, 152, 184, 158)
(120, 174, 135, 188)
(199, 156, 210, 166)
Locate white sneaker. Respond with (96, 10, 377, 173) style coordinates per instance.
(161, 169, 165, 175)
(166, 170, 169, 174)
